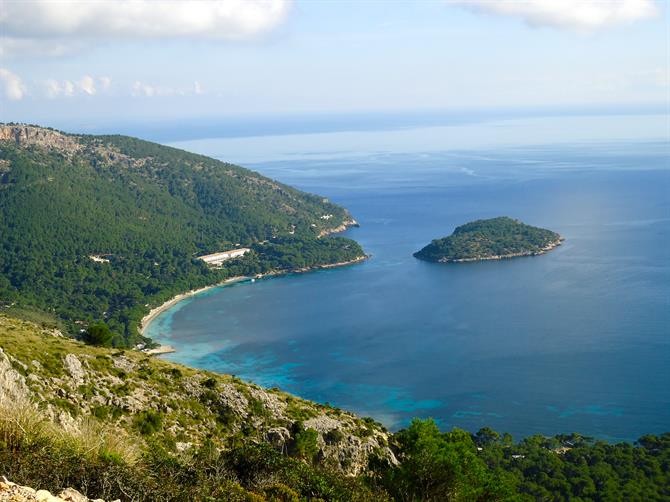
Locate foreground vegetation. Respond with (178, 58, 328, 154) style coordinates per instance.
(414, 217, 562, 263)
(0, 125, 363, 346)
(1, 316, 668, 501)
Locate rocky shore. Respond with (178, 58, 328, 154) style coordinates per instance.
(439, 237, 564, 263)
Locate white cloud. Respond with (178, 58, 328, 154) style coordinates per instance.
(1, 0, 291, 57)
(98, 76, 112, 91)
(452, 0, 659, 30)
(0, 68, 26, 100)
(194, 81, 204, 95)
(132, 81, 157, 98)
(44, 79, 61, 99)
(78, 75, 97, 95)
(62, 80, 75, 97)
(42, 75, 112, 98)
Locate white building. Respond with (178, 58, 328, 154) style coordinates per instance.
(198, 248, 250, 267)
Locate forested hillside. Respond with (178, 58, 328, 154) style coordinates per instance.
(0, 125, 363, 345)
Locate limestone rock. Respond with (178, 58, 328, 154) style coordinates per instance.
(0, 348, 29, 402)
(0, 126, 82, 154)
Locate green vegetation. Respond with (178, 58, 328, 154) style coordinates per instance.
(0, 125, 363, 346)
(475, 430, 670, 501)
(1, 315, 668, 501)
(414, 217, 562, 263)
(83, 322, 113, 347)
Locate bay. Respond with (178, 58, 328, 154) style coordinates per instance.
(148, 115, 670, 441)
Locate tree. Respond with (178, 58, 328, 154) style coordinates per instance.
(84, 322, 113, 347)
(376, 419, 515, 501)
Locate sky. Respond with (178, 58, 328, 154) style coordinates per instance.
(0, 0, 668, 131)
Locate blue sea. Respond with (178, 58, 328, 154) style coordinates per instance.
(147, 113, 670, 441)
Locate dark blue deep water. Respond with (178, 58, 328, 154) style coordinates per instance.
(150, 120, 669, 441)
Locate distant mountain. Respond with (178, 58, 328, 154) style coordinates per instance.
(414, 217, 562, 263)
(0, 125, 363, 345)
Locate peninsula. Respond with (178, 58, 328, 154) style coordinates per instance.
(414, 217, 563, 263)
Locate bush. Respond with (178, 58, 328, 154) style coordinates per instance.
(133, 410, 163, 436)
(83, 322, 113, 347)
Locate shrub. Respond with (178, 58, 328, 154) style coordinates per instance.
(83, 322, 113, 347)
(133, 410, 163, 436)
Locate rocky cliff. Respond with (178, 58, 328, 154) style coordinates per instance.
(0, 125, 82, 153)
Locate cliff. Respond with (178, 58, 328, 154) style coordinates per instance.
(0, 125, 82, 153)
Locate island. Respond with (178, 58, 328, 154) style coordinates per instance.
(413, 216, 563, 263)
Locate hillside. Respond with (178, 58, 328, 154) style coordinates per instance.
(414, 217, 563, 263)
(1, 315, 668, 501)
(0, 125, 363, 345)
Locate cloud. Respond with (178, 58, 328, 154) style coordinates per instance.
(0, 68, 26, 100)
(452, 0, 659, 30)
(0, 0, 291, 57)
(78, 75, 97, 95)
(42, 75, 112, 98)
(132, 81, 157, 98)
(98, 76, 112, 91)
(131, 80, 205, 98)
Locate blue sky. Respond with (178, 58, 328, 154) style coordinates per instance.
(0, 1, 667, 130)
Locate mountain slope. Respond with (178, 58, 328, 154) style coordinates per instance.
(0, 125, 362, 345)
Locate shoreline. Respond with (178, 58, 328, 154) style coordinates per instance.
(417, 237, 565, 264)
(138, 254, 368, 341)
(139, 275, 250, 337)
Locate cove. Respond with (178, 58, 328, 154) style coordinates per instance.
(148, 121, 670, 441)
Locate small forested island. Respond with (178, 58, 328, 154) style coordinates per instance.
(414, 217, 563, 263)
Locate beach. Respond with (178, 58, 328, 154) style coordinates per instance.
(139, 276, 250, 336)
(139, 255, 368, 341)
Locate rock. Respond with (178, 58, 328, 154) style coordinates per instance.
(0, 126, 82, 154)
(0, 479, 115, 501)
(304, 414, 342, 433)
(0, 347, 29, 402)
(63, 354, 85, 385)
(265, 427, 291, 448)
(249, 387, 287, 419)
(57, 487, 88, 502)
(217, 383, 249, 417)
(111, 355, 136, 373)
(34, 489, 58, 501)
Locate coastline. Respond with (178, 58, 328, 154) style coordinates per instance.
(417, 237, 565, 264)
(138, 254, 368, 341)
(139, 275, 250, 337)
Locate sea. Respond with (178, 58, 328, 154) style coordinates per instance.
(145, 113, 670, 441)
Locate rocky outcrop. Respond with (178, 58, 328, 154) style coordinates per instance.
(0, 348, 28, 403)
(0, 477, 117, 502)
(0, 126, 81, 153)
(319, 218, 359, 237)
(63, 354, 85, 386)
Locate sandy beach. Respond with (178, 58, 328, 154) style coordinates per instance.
(138, 255, 368, 340)
(139, 276, 250, 336)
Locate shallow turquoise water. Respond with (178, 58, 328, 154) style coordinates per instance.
(150, 127, 669, 441)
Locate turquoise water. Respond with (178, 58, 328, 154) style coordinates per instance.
(149, 117, 669, 441)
